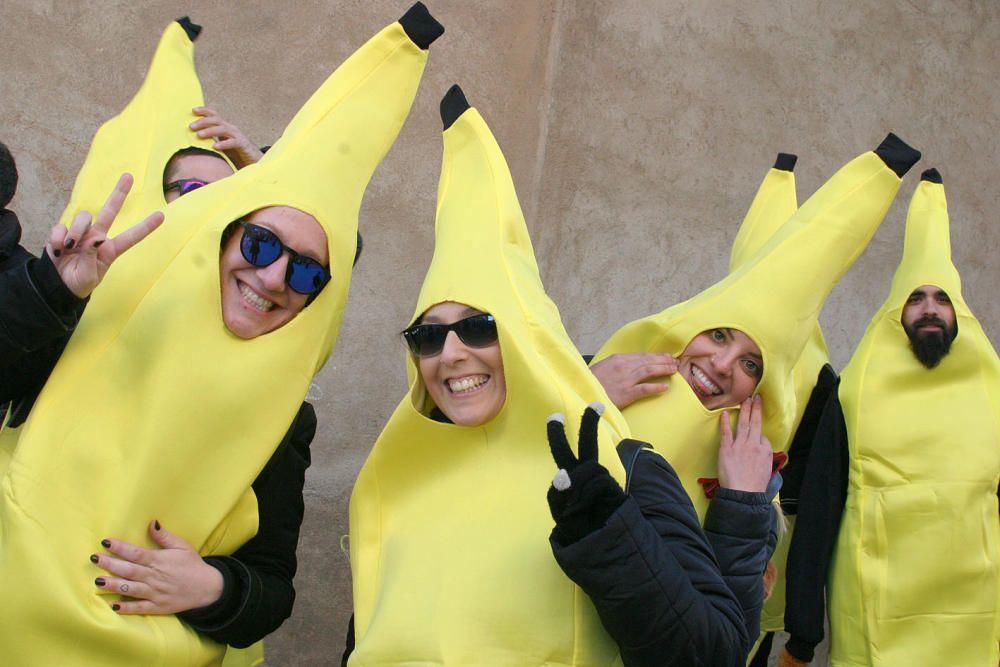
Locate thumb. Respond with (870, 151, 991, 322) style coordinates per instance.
(149, 519, 193, 551)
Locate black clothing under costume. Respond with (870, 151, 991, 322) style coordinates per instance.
(552, 440, 778, 667)
(0, 221, 311, 648)
(782, 375, 850, 663)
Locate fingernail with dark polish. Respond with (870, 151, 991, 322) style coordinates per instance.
(112, 603, 120, 612)
(101, 539, 111, 548)
(95, 577, 105, 587)
(154, 520, 161, 531)
(53, 249, 61, 258)
(64, 238, 75, 249)
(94, 240, 105, 248)
(89, 554, 99, 564)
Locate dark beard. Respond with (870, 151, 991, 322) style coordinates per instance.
(904, 316, 958, 369)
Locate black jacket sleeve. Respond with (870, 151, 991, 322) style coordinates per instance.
(779, 364, 839, 516)
(702, 479, 779, 653)
(783, 384, 848, 663)
(551, 449, 747, 667)
(179, 402, 314, 647)
(0, 250, 85, 409)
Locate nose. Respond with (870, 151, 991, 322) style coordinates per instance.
(257, 254, 289, 293)
(439, 330, 469, 364)
(711, 350, 736, 377)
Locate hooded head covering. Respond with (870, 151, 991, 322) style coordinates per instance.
(0, 6, 442, 663)
(828, 170, 1000, 665)
(594, 134, 920, 519)
(349, 86, 627, 666)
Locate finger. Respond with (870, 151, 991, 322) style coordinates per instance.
(577, 403, 604, 463)
(112, 598, 165, 615)
(91, 174, 134, 235)
(546, 413, 576, 470)
(623, 382, 669, 406)
(47, 223, 68, 258)
(191, 106, 216, 117)
(95, 575, 149, 599)
(196, 124, 230, 139)
(103, 211, 164, 260)
(212, 137, 240, 151)
(148, 519, 193, 551)
(719, 411, 733, 447)
(65, 210, 92, 249)
(92, 551, 149, 582)
(736, 397, 752, 441)
(748, 394, 764, 443)
(101, 536, 154, 567)
(634, 362, 677, 382)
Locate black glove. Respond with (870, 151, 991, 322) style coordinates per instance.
(546, 403, 628, 547)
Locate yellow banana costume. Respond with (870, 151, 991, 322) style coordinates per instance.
(0, 17, 220, 484)
(349, 85, 628, 666)
(828, 170, 1000, 666)
(594, 135, 919, 522)
(0, 5, 440, 664)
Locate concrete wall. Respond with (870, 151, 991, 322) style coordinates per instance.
(4, 1, 998, 664)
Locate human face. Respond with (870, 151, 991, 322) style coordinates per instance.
(901, 284, 957, 368)
(677, 328, 763, 410)
(416, 302, 507, 427)
(219, 206, 329, 339)
(163, 154, 234, 203)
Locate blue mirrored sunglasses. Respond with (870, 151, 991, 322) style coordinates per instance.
(238, 221, 331, 296)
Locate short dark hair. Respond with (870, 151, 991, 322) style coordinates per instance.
(0, 142, 18, 209)
(162, 146, 229, 190)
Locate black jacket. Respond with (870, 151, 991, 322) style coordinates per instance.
(0, 216, 310, 648)
(551, 441, 777, 667)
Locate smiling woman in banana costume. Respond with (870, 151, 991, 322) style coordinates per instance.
(781, 169, 1000, 667)
(0, 5, 442, 664)
(347, 85, 773, 667)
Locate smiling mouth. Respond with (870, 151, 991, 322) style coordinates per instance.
(447, 375, 489, 395)
(690, 365, 722, 397)
(239, 282, 275, 312)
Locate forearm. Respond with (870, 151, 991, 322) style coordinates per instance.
(703, 487, 776, 650)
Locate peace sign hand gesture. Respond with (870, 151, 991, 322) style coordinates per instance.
(546, 403, 628, 547)
(46, 174, 164, 298)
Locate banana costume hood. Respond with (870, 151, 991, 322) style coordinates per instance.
(595, 135, 920, 520)
(349, 86, 628, 666)
(0, 17, 220, 483)
(828, 170, 1000, 666)
(0, 5, 441, 664)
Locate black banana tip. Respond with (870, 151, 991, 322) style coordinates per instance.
(774, 153, 798, 172)
(440, 84, 470, 130)
(399, 2, 444, 50)
(920, 167, 943, 184)
(176, 17, 202, 41)
(875, 132, 921, 178)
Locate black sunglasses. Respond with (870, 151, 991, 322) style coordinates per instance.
(164, 178, 209, 197)
(238, 221, 331, 295)
(402, 314, 498, 357)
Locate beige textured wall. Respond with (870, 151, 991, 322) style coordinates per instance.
(3, 1, 999, 665)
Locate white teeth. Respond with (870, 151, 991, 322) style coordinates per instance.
(692, 366, 721, 395)
(240, 284, 274, 312)
(448, 375, 488, 394)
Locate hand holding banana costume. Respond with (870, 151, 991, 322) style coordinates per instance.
(594, 134, 921, 521)
(349, 85, 629, 666)
(0, 5, 441, 664)
(826, 170, 1000, 666)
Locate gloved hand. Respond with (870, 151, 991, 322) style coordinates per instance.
(546, 403, 627, 547)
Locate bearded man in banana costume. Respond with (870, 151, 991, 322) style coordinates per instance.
(781, 169, 1000, 667)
